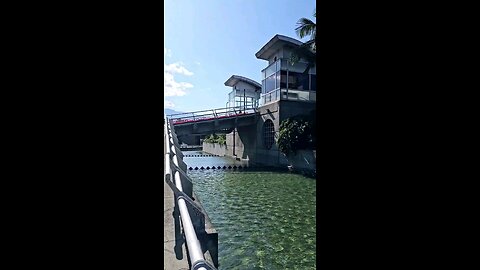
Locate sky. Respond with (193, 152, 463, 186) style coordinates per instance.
(164, 0, 316, 113)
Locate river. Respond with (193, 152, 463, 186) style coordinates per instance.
(183, 151, 317, 269)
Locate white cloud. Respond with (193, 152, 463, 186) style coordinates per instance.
(164, 71, 193, 97)
(164, 61, 194, 97)
(164, 48, 172, 58)
(164, 100, 175, 108)
(164, 62, 194, 76)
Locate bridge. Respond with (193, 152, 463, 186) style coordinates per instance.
(167, 106, 258, 137)
(164, 119, 218, 270)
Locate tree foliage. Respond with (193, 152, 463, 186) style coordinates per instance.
(203, 134, 226, 145)
(277, 112, 316, 155)
(290, 8, 316, 73)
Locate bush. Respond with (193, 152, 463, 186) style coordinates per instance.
(277, 115, 315, 155)
(203, 134, 226, 145)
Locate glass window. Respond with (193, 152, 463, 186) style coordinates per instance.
(263, 120, 275, 149)
(279, 71, 309, 90)
(275, 71, 280, 90)
(279, 71, 311, 90)
(280, 70, 287, 89)
(265, 62, 277, 77)
(264, 74, 276, 93)
(296, 72, 309, 90)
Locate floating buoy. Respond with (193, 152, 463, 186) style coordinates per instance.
(217, 166, 221, 169)
(206, 166, 210, 170)
(228, 166, 232, 169)
(238, 165, 242, 169)
(194, 167, 198, 170)
(233, 165, 237, 169)
(222, 166, 226, 169)
(189, 167, 193, 170)
(211, 166, 216, 169)
(200, 166, 205, 170)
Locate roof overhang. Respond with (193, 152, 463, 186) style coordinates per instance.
(255, 34, 303, 60)
(224, 75, 261, 90)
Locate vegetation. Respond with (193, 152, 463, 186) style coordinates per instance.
(290, 8, 316, 73)
(203, 133, 226, 145)
(277, 111, 316, 155)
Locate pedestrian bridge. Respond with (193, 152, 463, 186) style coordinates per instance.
(167, 106, 258, 137)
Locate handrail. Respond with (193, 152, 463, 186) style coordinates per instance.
(168, 106, 258, 125)
(165, 118, 216, 270)
(168, 105, 252, 117)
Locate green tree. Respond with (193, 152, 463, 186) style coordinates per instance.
(295, 8, 316, 50)
(203, 133, 226, 145)
(277, 116, 314, 155)
(290, 8, 316, 74)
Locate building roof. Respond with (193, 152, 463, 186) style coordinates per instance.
(224, 75, 261, 89)
(255, 34, 303, 60)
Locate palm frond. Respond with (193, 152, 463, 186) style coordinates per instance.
(295, 18, 316, 40)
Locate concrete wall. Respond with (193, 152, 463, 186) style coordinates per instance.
(279, 100, 316, 122)
(178, 135, 201, 145)
(233, 81, 257, 92)
(224, 100, 316, 170)
(267, 48, 282, 65)
(225, 101, 285, 166)
(202, 142, 227, 156)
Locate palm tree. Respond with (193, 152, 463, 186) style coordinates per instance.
(296, 8, 316, 51)
(291, 8, 316, 73)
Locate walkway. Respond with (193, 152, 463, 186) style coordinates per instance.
(164, 131, 189, 270)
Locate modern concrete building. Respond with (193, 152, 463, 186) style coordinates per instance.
(224, 34, 316, 170)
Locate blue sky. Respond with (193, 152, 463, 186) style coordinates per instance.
(164, 0, 316, 112)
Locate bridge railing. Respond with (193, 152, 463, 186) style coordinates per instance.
(165, 118, 217, 270)
(168, 106, 257, 125)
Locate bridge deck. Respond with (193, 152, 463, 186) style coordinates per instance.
(168, 106, 257, 126)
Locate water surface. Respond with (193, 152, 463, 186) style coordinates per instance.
(184, 151, 317, 269)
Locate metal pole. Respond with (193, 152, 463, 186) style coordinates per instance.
(243, 89, 246, 112)
(286, 59, 289, 100)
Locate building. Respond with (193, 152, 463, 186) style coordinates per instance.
(256, 34, 316, 105)
(224, 34, 316, 170)
(225, 75, 261, 110)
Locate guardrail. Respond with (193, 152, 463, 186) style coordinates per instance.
(165, 118, 217, 270)
(167, 105, 257, 125)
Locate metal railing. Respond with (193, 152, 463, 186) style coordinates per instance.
(165, 119, 217, 270)
(167, 105, 257, 125)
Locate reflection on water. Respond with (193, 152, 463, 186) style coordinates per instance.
(184, 151, 316, 270)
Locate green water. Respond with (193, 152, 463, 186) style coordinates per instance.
(185, 152, 316, 269)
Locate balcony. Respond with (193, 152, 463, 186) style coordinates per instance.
(260, 88, 316, 105)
